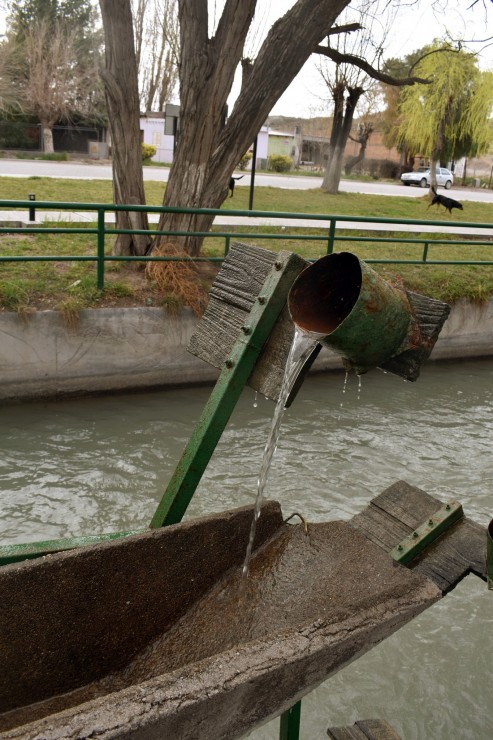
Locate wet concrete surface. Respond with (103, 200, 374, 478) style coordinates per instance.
(0, 514, 440, 738)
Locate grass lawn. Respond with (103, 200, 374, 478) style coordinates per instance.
(1, 176, 492, 313)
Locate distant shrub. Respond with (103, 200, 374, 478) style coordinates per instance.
(349, 157, 400, 180)
(141, 143, 157, 161)
(268, 154, 293, 172)
(40, 151, 69, 161)
(378, 159, 400, 179)
(237, 151, 253, 170)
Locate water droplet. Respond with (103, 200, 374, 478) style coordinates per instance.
(357, 374, 362, 400)
(342, 371, 349, 394)
(253, 390, 258, 408)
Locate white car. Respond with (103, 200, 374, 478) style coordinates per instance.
(401, 166, 454, 189)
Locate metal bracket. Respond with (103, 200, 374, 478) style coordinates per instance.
(389, 500, 464, 565)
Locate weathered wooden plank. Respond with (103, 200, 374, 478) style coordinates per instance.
(327, 719, 401, 740)
(349, 503, 410, 551)
(188, 243, 309, 401)
(327, 726, 368, 740)
(379, 291, 450, 381)
(372, 480, 443, 526)
(350, 480, 487, 593)
(356, 718, 402, 739)
(410, 518, 486, 592)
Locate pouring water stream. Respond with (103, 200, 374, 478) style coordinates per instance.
(242, 326, 323, 576)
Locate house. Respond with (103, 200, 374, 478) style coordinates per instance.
(140, 113, 174, 164)
(267, 129, 298, 162)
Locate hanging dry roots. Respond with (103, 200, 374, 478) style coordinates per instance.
(146, 242, 208, 317)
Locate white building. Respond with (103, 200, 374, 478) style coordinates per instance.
(139, 115, 270, 169)
(140, 114, 174, 164)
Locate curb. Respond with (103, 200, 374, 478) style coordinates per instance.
(0, 300, 492, 402)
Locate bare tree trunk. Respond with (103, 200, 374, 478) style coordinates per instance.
(462, 157, 468, 186)
(99, 0, 150, 256)
(321, 85, 363, 193)
(157, 0, 352, 256)
(42, 125, 55, 153)
(133, 0, 179, 112)
(345, 122, 373, 174)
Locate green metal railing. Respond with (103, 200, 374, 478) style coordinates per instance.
(3, 199, 491, 740)
(1, 199, 493, 291)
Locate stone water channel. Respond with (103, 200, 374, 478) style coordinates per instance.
(1, 359, 493, 739)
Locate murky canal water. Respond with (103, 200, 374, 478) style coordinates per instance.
(1, 359, 492, 739)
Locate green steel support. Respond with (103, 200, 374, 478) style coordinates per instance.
(389, 500, 463, 565)
(97, 208, 105, 290)
(150, 252, 301, 528)
(279, 701, 302, 740)
(487, 518, 493, 590)
(327, 218, 336, 254)
(0, 530, 141, 566)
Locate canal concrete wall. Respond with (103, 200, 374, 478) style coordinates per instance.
(0, 299, 492, 402)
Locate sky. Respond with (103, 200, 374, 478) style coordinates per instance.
(1, 1, 492, 118)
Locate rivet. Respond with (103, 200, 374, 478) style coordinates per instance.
(225, 358, 234, 368)
(446, 504, 451, 510)
(428, 519, 434, 526)
(258, 296, 266, 304)
(242, 325, 251, 335)
(397, 544, 403, 551)
(412, 531, 419, 538)
(274, 261, 283, 270)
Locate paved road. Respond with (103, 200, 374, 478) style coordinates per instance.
(1, 157, 492, 203)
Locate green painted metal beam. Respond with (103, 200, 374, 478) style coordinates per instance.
(389, 500, 464, 565)
(487, 518, 493, 590)
(279, 701, 302, 740)
(0, 529, 141, 566)
(150, 251, 304, 528)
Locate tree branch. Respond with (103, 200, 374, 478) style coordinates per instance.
(314, 45, 431, 86)
(327, 22, 361, 36)
(408, 46, 460, 75)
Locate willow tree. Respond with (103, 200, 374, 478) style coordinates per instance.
(397, 43, 493, 189)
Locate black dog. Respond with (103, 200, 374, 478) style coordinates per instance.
(229, 175, 244, 197)
(428, 186, 463, 215)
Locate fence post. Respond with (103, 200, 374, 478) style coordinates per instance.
(327, 218, 336, 254)
(225, 235, 231, 256)
(28, 193, 36, 222)
(97, 208, 105, 290)
(422, 241, 429, 263)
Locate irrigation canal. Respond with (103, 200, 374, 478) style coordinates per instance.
(1, 358, 492, 739)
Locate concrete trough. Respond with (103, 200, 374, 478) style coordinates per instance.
(0, 499, 440, 740)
